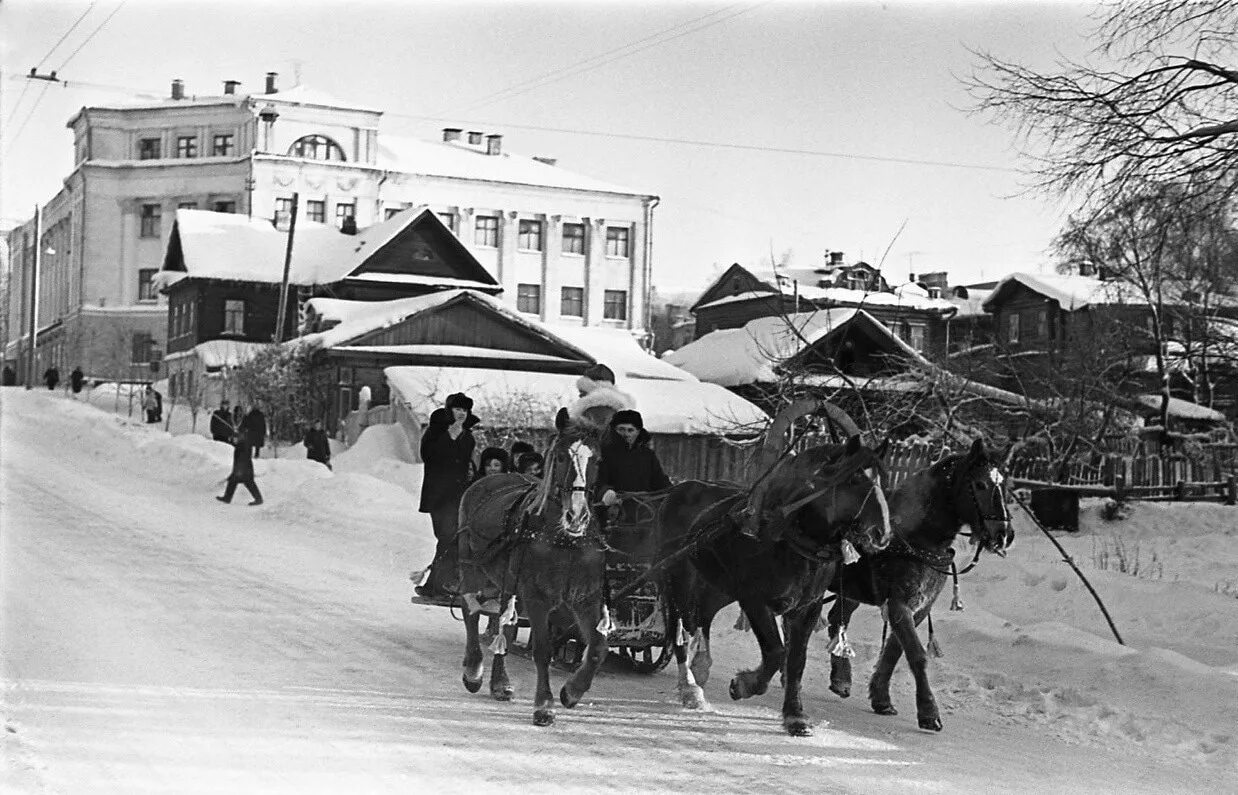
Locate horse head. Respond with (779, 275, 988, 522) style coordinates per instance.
(943, 438, 1015, 556)
(529, 408, 602, 540)
(796, 435, 893, 555)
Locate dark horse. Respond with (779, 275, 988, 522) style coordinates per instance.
(824, 438, 1015, 731)
(455, 408, 608, 726)
(655, 435, 894, 736)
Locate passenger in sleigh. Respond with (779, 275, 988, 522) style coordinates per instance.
(596, 409, 672, 526)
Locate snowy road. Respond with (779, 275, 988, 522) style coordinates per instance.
(1, 390, 1231, 793)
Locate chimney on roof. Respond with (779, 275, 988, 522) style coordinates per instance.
(919, 271, 949, 295)
(533, 156, 558, 167)
(467, 131, 484, 145)
(485, 135, 503, 156)
(340, 215, 358, 235)
(171, 79, 184, 100)
(442, 127, 463, 142)
(828, 251, 844, 267)
(265, 72, 278, 94)
(223, 80, 241, 95)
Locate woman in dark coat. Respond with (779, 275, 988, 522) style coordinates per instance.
(303, 419, 331, 469)
(416, 392, 479, 597)
(242, 406, 267, 457)
(596, 409, 672, 519)
(216, 429, 263, 505)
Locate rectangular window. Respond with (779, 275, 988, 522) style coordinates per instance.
(562, 223, 585, 255)
(138, 269, 158, 302)
(1006, 313, 1020, 344)
(223, 299, 245, 335)
(211, 133, 234, 156)
(474, 215, 499, 247)
(306, 200, 326, 223)
(177, 201, 198, 210)
(274, 197, 294, 228)
(518, 220, 543, 251)
(336, 202, 356, 229)
(437, 211, 454, 232)
(603, 290, 627, 321)
(560, 286, 584, 317)
(606, 226, 630, 258)
(213, 200, 236, 214)
(176, 136, 197, 158)
(131, 332, 154, 364)
(140, 204, 162, 238)
(138, 137, 161, 160)
(909, 325, 925, 351)
(517, 283, 541, 314)
(1036, 308, 1049, 339)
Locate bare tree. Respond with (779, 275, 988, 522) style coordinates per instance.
(967, 1, 1238, 205)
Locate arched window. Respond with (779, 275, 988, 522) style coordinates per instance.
(288, 135, 346, 162)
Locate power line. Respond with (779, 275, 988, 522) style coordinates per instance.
(7, 82, 52, 147)
(4, 78, 33, 127)
(438, 3, 756, 117)
(58, 0, 127, 71)
(36, 2, 98, 71)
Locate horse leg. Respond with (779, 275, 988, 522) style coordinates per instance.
(828, 598, 860, 698)
(780, 600, 824, 736)
(868, 625, 905, 717)
(900, 607, 942, 731)
(690, 603, 720, 688)
(525, 599, 556, 726)
(560, 599, 609, 709)
(461, 606, 485, 693)
(673, 615, 708, 710)
(729, 600, 782, 700)
(489, 622, 517, 701)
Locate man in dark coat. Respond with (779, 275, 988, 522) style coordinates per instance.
(2, 365, 16, 386)
(70, 366, 84, 394)
(210, 400, 233, 443)
(596, 409, 672, 523)
(43, 366, 60, 391)
(154, 388, 163, 422)
(415, 392, 479, 598)
(303, 419, 332, 469)
(242, 406, 267, 458)
(216, 429, 263, 505)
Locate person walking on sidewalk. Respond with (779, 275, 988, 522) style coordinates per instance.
(216, 429, 264, 506)
(415, 392, 478, 598)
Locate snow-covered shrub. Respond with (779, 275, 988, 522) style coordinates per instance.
(1100, 497, 1131, 521)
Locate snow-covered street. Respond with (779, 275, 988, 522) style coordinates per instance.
(2, 388, 1235, 793)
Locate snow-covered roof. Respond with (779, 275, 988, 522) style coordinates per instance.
(192, 339, 268, 369)
(982, 272, 1145, 311)
(1133, 395, 1227, 422)
(665, 309, 924, 387)
(949, 288, 993, 318)
(542, 323, 692, 382)
(695, 273, 957, 315)
(163, 206, 499, 290)
(384, 365, 767, 435)
(377, 134, 654, 197)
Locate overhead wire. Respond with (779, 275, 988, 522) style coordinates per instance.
(57, 0, 127, 71)
(36, 2, 98, 71)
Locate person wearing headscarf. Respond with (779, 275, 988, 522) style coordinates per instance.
(515, 451, 544, 478)
(476, 446, 510, 480)
(567, 363, 635, 431)
(416, 392, 479, 598)
(596, 409, 672, 514)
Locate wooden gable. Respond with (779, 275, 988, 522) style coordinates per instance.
(690, 263, 773, 312)
(787, 314, 912, 377)
(340, 294, 590, 361)
(986, 279, 1059, 313)
(348, 212, 498, 287)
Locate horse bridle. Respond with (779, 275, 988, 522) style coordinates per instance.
(940, 455, 1012, 556)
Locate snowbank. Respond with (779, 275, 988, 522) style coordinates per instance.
(333, 424, 422, 494)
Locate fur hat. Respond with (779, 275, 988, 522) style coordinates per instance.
(478, 446, 509, 472)
(568, 383, 636, 429)
(445, 392, 474, 411)
(576, 363, 617, 396)
(610, 409, 644, 430)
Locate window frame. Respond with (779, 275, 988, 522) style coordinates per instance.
(176, 136, 198, 158)
(138, 137, 161, 160)
(137, 268, 158, 302)
(605, 226, 630, 258)
(139, 204, 162, 238)
(177, 201, 198, 210)
(211, 133, 235, 157)
(274, 197, 294, 227)
(1006, 312, 1021, 344)
(131, 332, 155, 365)
(474, 215, 499, 247)
(603, 289, 628, 321)
(516, 283, 542, 314)
(335, 202, 356, 229)
(562, 222, 586, 256)
(223, 299, 246, 335)
(212, 200, 236, 214)
(560, 286, 584, 317)
(306, 200, 326, 223)
(518, 220, 543, 252)
(288, 134, 346, 162)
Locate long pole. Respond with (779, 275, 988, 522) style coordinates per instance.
(25, 204, 42, 390)
(273, 192, 298, 343)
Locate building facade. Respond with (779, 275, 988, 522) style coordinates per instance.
(3, 73, 658, 382)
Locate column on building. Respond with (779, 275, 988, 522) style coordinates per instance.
(585, 217, 606, 325)
(542, 215, 563, 324)
(498, 210, 520, 302)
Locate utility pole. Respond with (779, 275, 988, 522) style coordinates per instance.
(25, 204, 42, 390)
(273, 193, 298, 343)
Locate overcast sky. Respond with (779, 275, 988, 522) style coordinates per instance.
(1, 0, 1098, 294)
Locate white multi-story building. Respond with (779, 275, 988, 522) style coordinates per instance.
(3, 73, 658, 381)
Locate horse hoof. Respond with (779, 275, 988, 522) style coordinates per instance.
(919, 716, 943, 732)
(729, 675, 766, 701)
(462, 675, 482, 694)
(783, 718, 814, 737)
(559, 685, 580, 709)
(829, 683, 851, 699)
(680, 685, 707, 710)
(491, 685, 513, 702)
(872, 703, 898, 716)
(533, 710, 555, 727)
